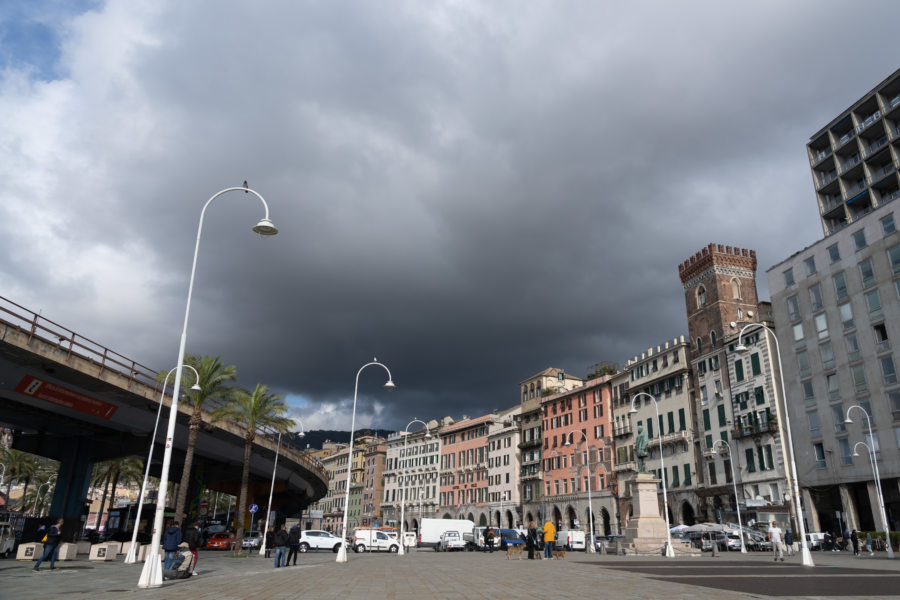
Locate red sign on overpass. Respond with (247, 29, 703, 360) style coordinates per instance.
(15, 375, 118, 419)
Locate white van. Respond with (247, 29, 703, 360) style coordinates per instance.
(556, 529, 586, 551)
(352, 528, 400, 553)
(419, 518, 475, 550)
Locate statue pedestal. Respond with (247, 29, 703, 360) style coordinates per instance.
(623, 473, 698, 556)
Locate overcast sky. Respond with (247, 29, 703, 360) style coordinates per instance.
(2, 1, 898, 431)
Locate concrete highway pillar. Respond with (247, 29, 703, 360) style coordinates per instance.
(49, 437, 94, 541)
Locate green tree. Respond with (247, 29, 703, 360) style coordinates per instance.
(157, 355, 237, 524)
(211, 384, 293, 555)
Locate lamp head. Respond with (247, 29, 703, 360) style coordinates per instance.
(734, 343, 748, 352)
(425, 430, 432, 439)
(253, 218, 278, 236)
(564, 439, 571, 446)
(852, 450, 860, 457)
(844, 417, 854, 424)
(298, 431, 306, 438)
(190, 383, 202, 392)
(629, 406, 638, 414)
(384, 380, 396, 390)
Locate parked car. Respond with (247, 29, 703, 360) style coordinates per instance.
(352, 528, 400, 553)
(439, 530, 467, 551)
(557, 529, 586, 551)
(725, 532, 744, 551)
(242, 531, 263, 549)
(298, 530, 347, 553)
(593, 535, 625, 552)
(805, 532, 824, 551)
(206, 532, 235, 550)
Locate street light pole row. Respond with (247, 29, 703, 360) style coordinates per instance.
(398, 418, 430, 556)
(846, 405, 894, 559)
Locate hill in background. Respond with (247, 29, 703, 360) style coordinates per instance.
(285, 429, 395, 450)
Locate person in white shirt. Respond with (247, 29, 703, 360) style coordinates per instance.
(768, 521, 785, 562)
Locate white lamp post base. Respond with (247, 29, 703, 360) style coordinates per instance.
(123, 545, 138, 564)
(800, 545, 814, 566)
(664, 541, 675, 557)
(336, 544, 348, 563)
(137, 553, 163, 588)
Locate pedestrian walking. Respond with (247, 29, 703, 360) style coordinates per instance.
(526, 521, 538, 560)
(542, 520, 556, 559)
(767, 520, 785, 562)
(784, 530, 794, 556)
(162, 520, 182, 570)
(851, 530, 860, 556)
(865, 532, 874, 556)
(286, 525, 301, 565)
(484, 527, 495, 553)
(273, 524, 289, 567)
(32, 518, 64, 572)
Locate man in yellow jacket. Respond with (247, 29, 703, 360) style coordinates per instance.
(542, 520, 556, 559)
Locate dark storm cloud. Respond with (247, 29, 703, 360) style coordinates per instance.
(3, 1, 900, 429)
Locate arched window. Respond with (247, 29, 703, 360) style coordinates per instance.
(697, 285, 707, 307)
(530, 383, 535, 399)
(731, 278, 741, 299)
(710, 330, 717, 347)
(696, 337, 703, 353)
(737, 308, 743, 321)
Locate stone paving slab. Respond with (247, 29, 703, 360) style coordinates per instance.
(0, 549, 897, 600)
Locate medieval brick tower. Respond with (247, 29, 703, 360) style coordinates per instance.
(678, 244, 759, 352)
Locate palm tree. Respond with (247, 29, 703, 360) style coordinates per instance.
(15, 454, 43, 511)
(211, 384, 293, 555)
(162, 355, 237, 523)
(104, 457, 144, 525)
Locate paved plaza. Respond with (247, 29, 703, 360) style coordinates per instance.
(2, 548, 900, 600)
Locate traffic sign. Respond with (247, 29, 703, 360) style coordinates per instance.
(249, 504, 259, 514)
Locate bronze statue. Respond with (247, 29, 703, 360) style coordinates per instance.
(635, 422, 649, 473)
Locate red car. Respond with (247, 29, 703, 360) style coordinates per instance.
(206, 532, 235, 550)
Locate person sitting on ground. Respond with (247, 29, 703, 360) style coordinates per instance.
(163, 542, 196, 580)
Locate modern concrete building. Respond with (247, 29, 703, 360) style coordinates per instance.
(767, 199, 900, 534)
(808, 68, 900, 237)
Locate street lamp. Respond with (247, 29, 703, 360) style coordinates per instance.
(629, 392, 674, 557)
(398, 418, 430, 556)
(124, 365, 201, 564)
(33, 476, 56, 516)
(259, 420, 306, 556)
(846, 405, 894, 558)
(564, 430, 596, 553)
(138, 185, 277, 588)
(735, 323, 813, 566)
(710, 439, 747, 553)
(336, 359, 395, 563)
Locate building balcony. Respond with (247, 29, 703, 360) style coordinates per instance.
(657, 430, 692, 446)
(521, 470, 543, 482)
(614, 461, 635, 473)
(613, 424, 632, 437)
(518, 439, 542, 450)
(732, 421, 777, 440)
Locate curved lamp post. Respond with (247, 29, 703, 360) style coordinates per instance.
(138, 185, 277, 588)
(336, 359, 395, 563)
(735, 324, 813, 566)
(710, 439, 746, 553)
(259, 420, 306, 556)
(846, 406, 894, 558)
(124, 365, 201, 563)
(398, 418, 430, 556)
(33, 476, 56, 516)
(564, 431, 596, 553)
(629, 392, 674, 557)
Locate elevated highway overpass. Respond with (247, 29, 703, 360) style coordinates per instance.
(0, 295, 328, 530)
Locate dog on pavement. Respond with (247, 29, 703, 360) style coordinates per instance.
(506, 544, 524, 560)
(553, 549, 567, 560)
